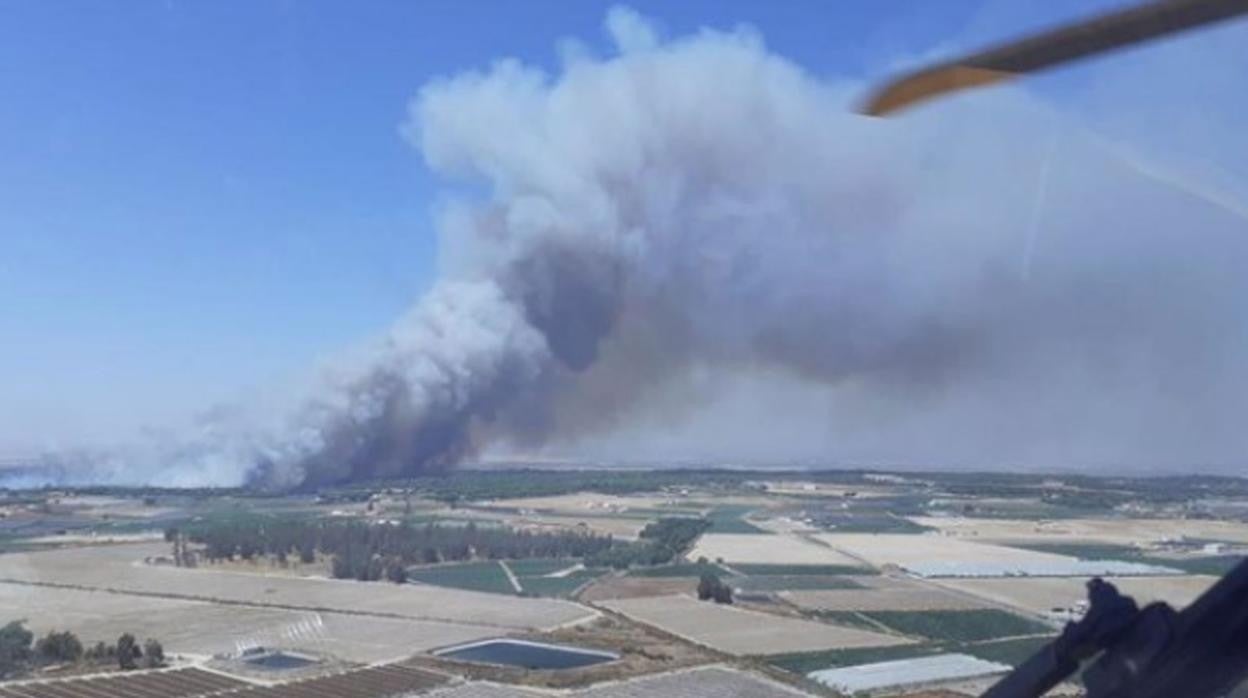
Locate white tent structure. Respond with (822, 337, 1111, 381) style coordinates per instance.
(808, 653, 1011, 694)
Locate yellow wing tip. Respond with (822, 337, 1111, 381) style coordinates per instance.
(862, 65, 1016, 117)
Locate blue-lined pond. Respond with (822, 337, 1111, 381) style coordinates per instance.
(243, 651, 319, 671)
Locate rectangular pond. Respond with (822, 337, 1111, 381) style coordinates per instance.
(243, 651, 320, 671)
(434, 639, 617, 670)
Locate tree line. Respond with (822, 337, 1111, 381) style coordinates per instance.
(171, 517, 616, 582)
(0, 622, 163, 678)
(171, 514, 713, 580)
(584, 517, 710, 569)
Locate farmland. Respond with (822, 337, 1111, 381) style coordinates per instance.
(0, 667, 249, 698)
(0, 581, 505, 663)
(814, 609, 1053, 643)
(600, 594, 911, 655)
(0, 543, 591, 628)
(0, 467, 1246, 696)
(408, 561, 518, 595)
(812, 533, 1080, 570)
(782, 576, 993, 612)
(934, 574, 1220, 615)
(687, 533, 864, 567)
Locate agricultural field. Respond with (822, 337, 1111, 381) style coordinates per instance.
(510, 513, 651, 540)
(783, 575, 993, 612)
(408, 561, 517, 595)
(577, 575, 696, 602)
(728, 563, 871, 576)
(0, 582, 498, 663)
(812, 533, 1079, 571)
(734, 575, 864, 592)
(1002, 541, 1246, 575)
(812, 609, 1053, 643)
(600, 594, 911, 655)
(505, 559, 580, 577)
(704, 506, 769, 534)
(2, 468, 1247, 694)
(807, 512, 932, 534)
(471, 492, 684, 514)
(515, 572, 600, 598)
(687, 533, 864, 567)
(0, 667, 249, 698)
(510, 560, 605, 598)
(911, 515, 1248, 545)
(624, 562, 733, 577)
(768, 633, 1059, 677)
(426, 665, 815, 697)
(934, 574, 1220, 616)
(0, 542, 593, 629)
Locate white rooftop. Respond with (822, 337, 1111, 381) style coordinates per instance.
(807, 653, 1011, 693)
(904, 559, 1182, 578)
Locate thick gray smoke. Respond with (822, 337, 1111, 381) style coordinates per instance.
(25, 8, 1248, 488)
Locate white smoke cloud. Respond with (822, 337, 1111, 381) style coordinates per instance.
(21, 7, 1248, 487)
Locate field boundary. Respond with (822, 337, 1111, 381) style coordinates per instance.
(498, 560, 522, 593)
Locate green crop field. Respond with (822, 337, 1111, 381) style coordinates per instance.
(407, 561, 516, 594)
(814, 513, 931, 534)
(1005, 542, 1140, 559)
(705, 505, 769, 534)
(807, 610, 891, 632)
(728, 563, 873, 576)
(517, 569, 603, 598)
(850, 609, 1053, 643)
(626, 562, 736, 577)
(963, 636, 1054, 667)
(505, 558, 580, 577)
(767, 643, 945, 675)
(735, 575, 865, 592)
(768, 616, 1056, 676)
(1006, 542, 1243, 575)
(504, 560, 606, 598)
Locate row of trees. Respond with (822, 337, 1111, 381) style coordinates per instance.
(585, 517, 711, 569)
(0, 622, 163, 678)
(173, 513, 714, 580)
(172, 517, 618, 582)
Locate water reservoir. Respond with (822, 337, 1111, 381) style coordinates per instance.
(243, 651, 319, 671)
(434, 639, 616, 670)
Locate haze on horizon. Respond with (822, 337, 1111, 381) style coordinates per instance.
(2, 1, 1247, 487)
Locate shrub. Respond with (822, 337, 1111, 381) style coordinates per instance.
(0, 621, 33, 677)
(142, 639, 164, 668)
(35, 630, 83, 663)
(116, 633, 141, 671)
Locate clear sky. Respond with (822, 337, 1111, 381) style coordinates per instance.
(0, 0, 1236, 453)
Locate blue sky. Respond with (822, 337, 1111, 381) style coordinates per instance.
(0, 0, 1226, 450)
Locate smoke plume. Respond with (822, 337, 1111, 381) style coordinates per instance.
(25, 8, 1248, 488)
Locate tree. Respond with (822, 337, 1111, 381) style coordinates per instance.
(85, 641, 113, 662)
(696, 572, 733, 604)
(385, 560, 408, 584)
(116, 633, 141, 670)
(35, 630, 83, 663)
(0, 621, 33, 678)
(697, 572, 718, 601)
(142, 639, 164, 668)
